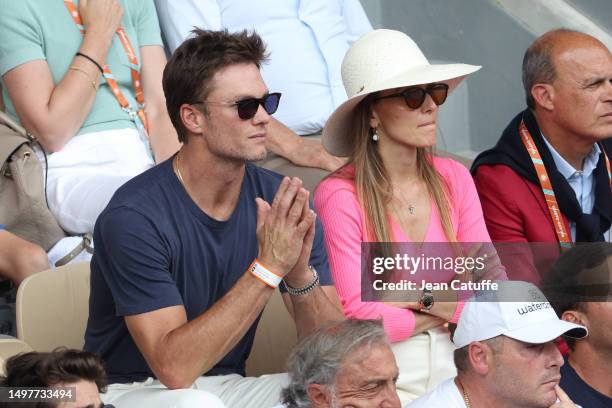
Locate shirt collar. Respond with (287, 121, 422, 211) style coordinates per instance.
(541, 133, 601, 180)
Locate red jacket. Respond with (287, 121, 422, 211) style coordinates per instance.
(473, 164, 568, 284)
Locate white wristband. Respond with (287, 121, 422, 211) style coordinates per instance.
(249, 259, 283, 288)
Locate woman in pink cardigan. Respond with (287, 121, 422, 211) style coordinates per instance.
(314, 30, 504, 403)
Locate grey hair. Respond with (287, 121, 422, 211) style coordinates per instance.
(281, 319, 388, 408)
(522, 28, 580, 109)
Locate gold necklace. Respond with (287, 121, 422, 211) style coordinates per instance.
(458, 377, 472, 408)
(174, 152, 186, 186)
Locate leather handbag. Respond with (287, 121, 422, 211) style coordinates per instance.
(0, 111, 66, 251)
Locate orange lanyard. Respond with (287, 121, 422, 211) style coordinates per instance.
(64, 1, 149, 135)
(519, 120, 611, 247)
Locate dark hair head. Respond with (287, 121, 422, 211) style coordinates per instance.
(522, 28, 584, 109)
(0, 348, 107, 400)
(541, 242, 612, 349)
(163, 28, 269, 143)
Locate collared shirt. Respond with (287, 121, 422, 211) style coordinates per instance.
(154, 0, 372, 135)
(541, 135, 610, 242)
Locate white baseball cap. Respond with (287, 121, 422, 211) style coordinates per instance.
(453, 281, 587, 348)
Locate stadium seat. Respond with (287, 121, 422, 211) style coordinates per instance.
(246, 288, 298, 376)
(7, 260, 297, 376)
(0, 336, 32, 376)
(16, 262, 90, 351)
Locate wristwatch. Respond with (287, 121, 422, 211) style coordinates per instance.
(418, 289, 434, 311)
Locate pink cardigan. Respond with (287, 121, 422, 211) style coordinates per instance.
(314, 157, 498, 342)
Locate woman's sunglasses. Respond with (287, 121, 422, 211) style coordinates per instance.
(374, 83, 449, 109)
(195, 92, 282, 120)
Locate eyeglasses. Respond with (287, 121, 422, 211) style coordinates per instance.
(375, 83, 449, 109)
(194, 92, 282, 120)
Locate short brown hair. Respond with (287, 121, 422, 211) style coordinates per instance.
(454, 336, 504, 373)
(163, 29, 269, 143)
(0, 349, 107, 407)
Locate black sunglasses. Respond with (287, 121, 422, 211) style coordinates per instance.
(375, 83, 449, 109)
(195, 92, 282, 120)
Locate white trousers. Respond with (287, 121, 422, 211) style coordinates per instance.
(102, 373, 289, 408)
(43, 128, 154, 235)
(392, 326, 457, 405)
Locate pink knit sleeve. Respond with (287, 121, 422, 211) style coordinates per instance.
(449, 301, 465, 324)
(314, 178, 416, 342)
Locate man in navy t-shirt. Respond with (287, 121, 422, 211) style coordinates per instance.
(85, 29, 343, 408)
(542, 243, 612, 408)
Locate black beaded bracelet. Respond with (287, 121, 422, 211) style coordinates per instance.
(76, 52, 103, 74)
(282, 266, 319, 296)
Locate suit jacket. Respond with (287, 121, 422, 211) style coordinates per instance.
(472, 163, 568, 284)
(472, 109, 611, 283)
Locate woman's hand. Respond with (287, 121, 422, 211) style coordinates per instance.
(79, 0, 124, 39)
(4, 0, 124, 151)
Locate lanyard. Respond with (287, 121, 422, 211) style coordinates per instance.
(64, 1, 149, 135)
(519, 119, 611, 247)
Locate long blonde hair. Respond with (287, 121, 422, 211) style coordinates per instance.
(336, 96, 457, 244)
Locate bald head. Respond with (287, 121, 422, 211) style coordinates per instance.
(522, 29, 610, 109)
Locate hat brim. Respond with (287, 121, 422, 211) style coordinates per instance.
(323, 63, 481, 157)
(504, 319, 588, 345)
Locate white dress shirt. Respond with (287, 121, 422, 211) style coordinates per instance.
(542, 135, 610, 242)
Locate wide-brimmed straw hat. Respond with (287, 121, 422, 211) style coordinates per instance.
(322, 29, 481, 157)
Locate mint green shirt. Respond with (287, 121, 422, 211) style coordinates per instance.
(0, 0, 163, 136)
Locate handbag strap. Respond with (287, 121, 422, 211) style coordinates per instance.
(0, 112, 33, 167)
(54, 233, 94, 267)
(0, 111, 31, 139)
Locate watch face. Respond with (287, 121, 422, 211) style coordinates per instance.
(420, 290, 434, 310)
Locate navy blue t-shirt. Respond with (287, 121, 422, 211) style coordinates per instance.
(84, 159, 333, 384)
(560, 357, 612, 408)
